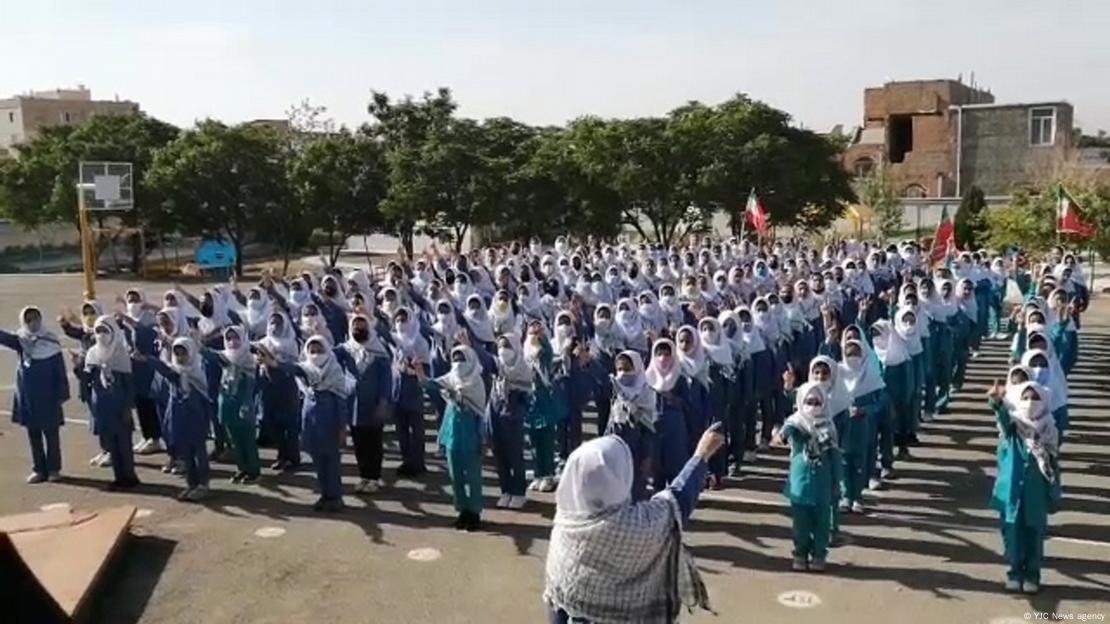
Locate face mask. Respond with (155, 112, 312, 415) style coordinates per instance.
(95, 332, 111, 346)
(596, 317, 611, 330)
(845, 355, 863, 370)
(554, 324, 572, 339)
(616, 371, 637, 387)
(450, 360, 468, 376)
(802, 403, 823, 419)
(661, 295, 676, 307)
(1030, 366, 1048, 383)
(248, 299, 265, 310)
(816, 379, 831, 393)
(1015, 398, 1042, 421)
(126, 302, 144, 318)
(682, 286, 698, 298)
(1028, 322, 1045, 332)
(309, 353, 328, 368)
(700, 329, 716, 343)
(83, 314, 98, 328)
(291, 290, 310, 305)
(497, 348, 515, 363)
(900, 322, 916, 334)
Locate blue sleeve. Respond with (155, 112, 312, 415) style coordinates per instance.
(0, 329, 20, 353)
(62, 324, 87, 341)
(666, 456, 709, 524)
(146, 356, 181, 383)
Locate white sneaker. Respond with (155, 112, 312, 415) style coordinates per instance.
(851, 501, 866, 514)
(148, 439, 166, 453)
(880, 468, 894, 480)
(508, 495, 527, 510)
(540, 477, 557, 492)
(89, 451, 106, 466)
(372, 479, 385, 491)
(1004, 579, 1021, 592)
(743, 450, 758, 463)
(496, 494, 512, 509)
(47, 472, 63, 483)
(1022, 581, 1039, 594)
(528, 479, 543, 491)
(921, 412, 934, 423)
(867, 478, 882, 491)
(96, 453, 113, 468)
(133, 439, 146, 452)
(355, 479, 371, 494)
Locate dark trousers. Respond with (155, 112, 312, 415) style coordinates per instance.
(595, 397, 611, 439)
(558, 406, 583, 462)
(395, 407, 425, 471)
(275, 418, 301, 466)
(27, 425, 62, 476)
(351, 425, 384, 480)
(758, 394, 778, 443)
(100, 429, 138, 483)
(312, 451, 342, 501)
(726, 402, 746, 466)
(491, 416, 526, 496)
(225, 420, 261, 476)
(209, 405, 228, 452)
(179, 441, 210, 488)
(135, 397, 162, 441)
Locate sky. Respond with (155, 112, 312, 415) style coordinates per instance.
(4, 0, 1109, 133)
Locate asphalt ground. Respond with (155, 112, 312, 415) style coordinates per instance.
(1, 274, 1108, 624)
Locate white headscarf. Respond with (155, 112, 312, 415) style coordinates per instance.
(170, 337, 209, 398)
(1007, 381, 1059, 481)
(14, 306, 63, 362)
(84, 315, 133, 386)
(784, 381, 838, 463)
(258, 311, 299, 363)
(343, 314, 389, 375)
(391, 307, 430, 364)
(220, 324, 257, 376)
(495, 333, 533, 393)
(697, 317, 734, 372)
(592, 304, 625, 357)
(463, 294, 496, 344)
(435, 345, 487, 415)
(839, 339, 886, 398)
(195, 287, 234, 337)
(644, 338, 680, 394)
(871, 319, 909, 367)
(1020, 348, 1068, 413)
(243, 287, 273, 335)
(809, 355, 850, 416)
(893, 307, 923, 356)
(675, 325, 710, 389)
(298, 335, 350, 398)
(555, 435, 633, 516)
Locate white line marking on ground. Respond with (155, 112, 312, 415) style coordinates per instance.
(40, 502, 70, 512)
(135, 508, 154, 519)
(65, 417, 89, 425)
(253, 526, 286, 538)
(407, 547, 442, 562)
(777, 590, 821, 608)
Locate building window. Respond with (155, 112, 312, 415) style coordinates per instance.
(902, 184, 928, 198)
(62, 112, 72, 123)
(1030, 107, 1056, 146)
(889, 115, 914, 163)
(853, 157, 875, 177)
(7, 112, 13, 123)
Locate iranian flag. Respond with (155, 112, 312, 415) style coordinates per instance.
(745, 189, 768, 235)
(929, 205, 955, 266)
(1056, 186, 1096, 238)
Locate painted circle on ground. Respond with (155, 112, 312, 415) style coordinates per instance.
(135, 508, 154, 519)
(777, 590, 821, 609)
(253, 526, 286, 538)
(40, 502, 70, 512)
(407, 547, 442, 562)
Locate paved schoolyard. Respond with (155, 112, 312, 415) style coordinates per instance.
(1, 274, 1108, 624)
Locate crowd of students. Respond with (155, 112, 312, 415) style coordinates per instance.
(0, 236, 1090, 597)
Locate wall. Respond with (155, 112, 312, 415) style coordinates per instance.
(956, 104, 1073, 195)
(0, 100, 22, 155)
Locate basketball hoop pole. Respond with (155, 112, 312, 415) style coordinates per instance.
(77, 183, 96, 299)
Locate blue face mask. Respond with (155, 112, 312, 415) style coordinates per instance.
(1030, 366, 1048, 383)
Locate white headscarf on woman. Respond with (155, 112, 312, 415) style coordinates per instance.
(463, 294, 496, 345)
(1004, 364, 1033, 411)
(342, 314, 389, 375)
(871, 319, 909, 367)
(435, 345, 487, 415)
(544, 435, 710, 623)
(84, 315, 133, 386)
(298, 335, 350, 398)
(675, 325, 710, 389)
(838, 338, 886, 398)
(809, 355, 851, 416)
(1020, 348, 1068, 413)
(170, 337, 209, 398)
(1007, 381, 1059, 481)
(258, 311, 299, 363)
(15, 306, 62, 361)
(784, 381, 838, 463)
(893, 307, 923, 356)
(697, 317, 734, 374)
(392, 307, 431, 364)
(610, 351, 656, 431)
(220, 324, 257, 375)
(644, 338, 680, 394)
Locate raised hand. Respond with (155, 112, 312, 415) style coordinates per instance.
(987, 379, 1004, 400)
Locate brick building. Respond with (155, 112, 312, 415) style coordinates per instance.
(0, 86, 139, 157)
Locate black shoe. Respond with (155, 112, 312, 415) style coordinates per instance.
(896, 448, 911, 461)
(312, 497, 326, 512)
(464, 513, 482, 532)
(908, 435, 921, 447)
(453, 512, 467, 530)
(230, 472, 245, 484)
(322, 499, 344, 513)
(241, 473, 260, 484)
(397, 464, 415, 478)
(283, 462, 301, 473)
(107, 478, 140, 491)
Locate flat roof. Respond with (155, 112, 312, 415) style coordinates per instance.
(950, 101, 1070, 110)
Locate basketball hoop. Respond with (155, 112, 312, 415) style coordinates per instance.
(77, 161, 140, 298)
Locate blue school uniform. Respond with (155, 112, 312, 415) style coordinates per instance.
(951, 310, 974, 390)
(336, 347, 392, 481)
(0, 331, 70, 477)
(527, 345, 564, 480)
(588, 351, 615, 436)
(843, 390, 882, 504)
(314, 295, 349, 345)
(557, 350, 594, 462)
(751, 349, 776, 445)
(148, 358, 213, 488)
(989, 400, 1060, 586)
(706, 364, 733, 479)
(77, 365, 139, 484)
(653, 377, 691, 488)
(125, 322, 162, 440)
(258, 360, 303, 467)
(288, 365, 348, 503)
(489, 381, 529, 497)
(393, 358, 429, 474)
(204, 351, 261, 478)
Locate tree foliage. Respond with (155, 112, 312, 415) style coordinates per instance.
(985, 189, 1056, 255)
(860, 164, 903, 242)
(954, 185, 988, 249)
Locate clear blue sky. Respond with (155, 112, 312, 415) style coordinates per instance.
(4, 0, 1108, 133)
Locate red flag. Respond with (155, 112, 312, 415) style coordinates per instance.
(930, 205, 954, 266)
(1056, 186, 1096, 238)
(745, 190, 768, 235)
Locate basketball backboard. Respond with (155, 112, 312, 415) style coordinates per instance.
(79, 161, 133, 211)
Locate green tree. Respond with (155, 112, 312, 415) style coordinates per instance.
(985, 189, 1056, 255)
(860, 164, 903, 242)
(366, 88, 457, 258)
(147, 121, 286, 276)
(289, 128, 389, 266)
(954, 185, 988, 249)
